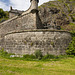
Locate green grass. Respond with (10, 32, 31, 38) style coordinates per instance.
(0, 56, 75, 75)
(0, 50, 75, 75)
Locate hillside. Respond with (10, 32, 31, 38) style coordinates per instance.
(39, 0, 75, 31)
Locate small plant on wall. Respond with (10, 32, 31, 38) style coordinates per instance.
(50, 41, 55, 47)
(24, 41, 27, 44)
(30, 42, 34, 46)
(35, 50, 43, 60)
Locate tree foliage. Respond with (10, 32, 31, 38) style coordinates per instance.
(0, 8, 9, 22)
(0, 8, 6, 18)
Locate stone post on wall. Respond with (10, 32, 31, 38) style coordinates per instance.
(30, 0, 39, 11)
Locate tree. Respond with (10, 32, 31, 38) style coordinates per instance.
(0, 8, 9, 23)
(0, 8, 6, 18)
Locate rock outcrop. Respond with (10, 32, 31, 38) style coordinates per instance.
(39, 0, 75, 28)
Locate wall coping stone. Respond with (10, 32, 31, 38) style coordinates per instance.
(5, 29, 71, 36)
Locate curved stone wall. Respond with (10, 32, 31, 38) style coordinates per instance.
(2, 30, 71, 55)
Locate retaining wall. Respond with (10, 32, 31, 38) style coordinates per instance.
(1, 30, 72, 55)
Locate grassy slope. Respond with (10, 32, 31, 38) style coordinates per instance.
(0, 57, 75, 75)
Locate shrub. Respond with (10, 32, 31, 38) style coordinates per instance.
(66, 31, 75, 55)
(70, 31, 75, 37)
(0, 49, 15, 58)
(42, 54, 58, 60)
(23, 54, 36, 59)
(35, 50, 43, 60)
(66, 37, 75, 55)
(0, 49, 8, 57)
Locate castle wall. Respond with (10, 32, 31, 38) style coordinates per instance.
(1, 30, 71, 55)
(0, 0, 43, 38)
(0, 12, 42, 38)
(9, 13, 18, 18)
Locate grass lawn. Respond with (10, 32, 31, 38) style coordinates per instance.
(0, 56, 75, 75)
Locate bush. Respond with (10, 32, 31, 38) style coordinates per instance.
(42, 54, 58, 60)
(0, 49, 8, 57)
(70, 31, 75, 37)
(0, 49, 15, 58)
(66, 31, 75, 55)
(23, 54, 36, 59)
(35, 50, 43, 60)
(66, 37, 75, 55)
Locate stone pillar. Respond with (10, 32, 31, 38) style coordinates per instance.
(10, 6, 12, 11)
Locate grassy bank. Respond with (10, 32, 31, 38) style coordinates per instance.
(0, 56, 75, 75)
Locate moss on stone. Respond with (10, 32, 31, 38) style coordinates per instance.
(31, 42, 34, 46)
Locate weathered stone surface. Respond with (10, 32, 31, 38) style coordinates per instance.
(1, 30, 71, 55)
(0, 12, 43, 37)
(39, 0, 75, 28)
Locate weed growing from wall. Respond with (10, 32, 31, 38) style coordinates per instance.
(35, 50, 43, 60)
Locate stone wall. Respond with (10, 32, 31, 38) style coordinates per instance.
(1, 30, 71, 55)
(0, 12, 43, 38)
(9, 12, 17, 19)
